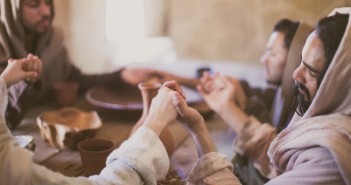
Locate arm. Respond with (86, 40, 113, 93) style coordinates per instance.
(0, 56, 42, 129)
(198, 73, 250, 133)
(172, 91, 241, 185)
(198, 72, 280, 179)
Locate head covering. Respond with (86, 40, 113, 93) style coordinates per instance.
(271, 22, 313, 131)
(0, 0, 63, 65)
(268, 8, 351, 184)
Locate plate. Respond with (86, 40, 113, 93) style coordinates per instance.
(85, 86, 213, 119)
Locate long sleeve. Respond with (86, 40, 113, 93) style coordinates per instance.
(234, 116, 278, 179)
(187, 152, 241, 185)
(0, 77, 169, 185)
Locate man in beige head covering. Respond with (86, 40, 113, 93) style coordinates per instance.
(172, 8, 351, 185)
(0, 0, 190, 129)
(198, 19, 312, 184)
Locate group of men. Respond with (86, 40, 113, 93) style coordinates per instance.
(0, 0, 350, 184)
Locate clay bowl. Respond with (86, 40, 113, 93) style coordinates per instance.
(85, 86, 213, 120)
(37, 107, 102, 150)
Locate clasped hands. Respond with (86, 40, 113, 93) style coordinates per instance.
(197, 71, 248, 114)
(143, 81, 206, 136)
(1, 54, 42, 87)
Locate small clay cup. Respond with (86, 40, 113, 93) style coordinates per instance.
(78, 138, 114, 176)
(52, 81, 79, 107)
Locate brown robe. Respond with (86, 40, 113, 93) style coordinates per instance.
(0, 0, 127, 129)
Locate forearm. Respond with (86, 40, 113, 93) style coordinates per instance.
(188, 123, 217, 157)
(71, 67, 129, 93)
(234, 117, 278, 179)
(217, 101, 250, 134)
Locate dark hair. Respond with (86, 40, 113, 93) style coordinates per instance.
(315, 13, 349, 85)
(273, 19, 299, 49)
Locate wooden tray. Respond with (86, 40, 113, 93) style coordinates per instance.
(85, 86, 213, 120)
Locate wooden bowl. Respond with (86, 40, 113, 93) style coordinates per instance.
(36, 107, 102, 150)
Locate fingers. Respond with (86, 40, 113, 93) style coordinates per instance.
(32, 55, 42, 74)
(160, 80, 186, 100)
(26, 54, 34, 72)
(172, 92, 188, 118)
(24, 71, 38, 79)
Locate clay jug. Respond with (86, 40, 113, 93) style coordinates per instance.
(130, 82, 174, 156)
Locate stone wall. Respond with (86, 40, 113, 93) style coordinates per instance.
(54, 0, 351, 73)
(165, 0, 351, 63)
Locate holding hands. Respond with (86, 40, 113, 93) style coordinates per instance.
(197, 72, 247, 113)
(22, 54, 42, 83)
(143, 80, 205, 134)
(1, 54, 42, 87)
(143, 81, 186, 135)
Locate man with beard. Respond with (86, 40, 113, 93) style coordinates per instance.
(181, 8, 351, 184)
(200, 19, 312, 131)
(198, 19, 312, 184)
(0, 0, 197, 130)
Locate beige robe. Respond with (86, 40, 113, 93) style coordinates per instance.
(187, 7, 351, 185)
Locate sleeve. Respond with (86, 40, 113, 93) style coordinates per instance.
(5, 80, 40, 129)
(265, 147, 344, 185)
(71, 67, 130, 94)
(89, 126, 170, 185)
(1, 57, 41, 129)
(187, 152, 241, 185)
(0, 77, 35, 185)
(233, 116, 279, 179)
(0, 83, 169, 185)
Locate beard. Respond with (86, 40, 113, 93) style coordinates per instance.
(294, 82, 312, 116)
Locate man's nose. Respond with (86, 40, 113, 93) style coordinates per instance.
(39, 2, 51, 17)
(260, 53, 268, 65)
(292, 64, 305, 84)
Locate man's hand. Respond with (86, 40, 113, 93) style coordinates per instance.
(22, 54, 42, 83)
(1, 58, 38, 87)
(172, 91, 206, 133)
(143, 81, 185, 135)
(198, 73, 236, 114)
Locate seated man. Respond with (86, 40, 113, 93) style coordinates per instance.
(2, 9, 349, 184)
(199, 19, 312, 184)
(201, 18, 312, 129)
(0, 0, 198, 130)
(0, 58, 186, 184)
(189, 8, 350, 184)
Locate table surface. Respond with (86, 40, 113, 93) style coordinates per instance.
(12, 60, 266, 182)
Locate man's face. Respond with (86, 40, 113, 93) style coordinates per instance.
(20, 0, 53, 34)
(260, 31, 288, 85)
(293, 31, 326, 114)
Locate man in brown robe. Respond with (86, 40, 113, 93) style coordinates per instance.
(0, 0, 192, 129)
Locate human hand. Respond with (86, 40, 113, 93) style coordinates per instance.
(143, 81, 185, 135)
(1, 58, 38, 87)
(172, 91, 206, 133)
(198, 73, 236, 113)
(227, 77, 247, 110)
(22, 54, 42, 83)
(172, 89, 217, 156)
